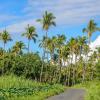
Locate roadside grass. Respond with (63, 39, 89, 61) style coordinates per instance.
(0, 75, 66, 100)
(74, 80, 100, 100)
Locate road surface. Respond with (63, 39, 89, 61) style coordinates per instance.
(47, 88, 85, 100)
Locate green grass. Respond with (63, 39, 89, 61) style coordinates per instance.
(74, 80, 100, 100)
(0, 75, 66, 100)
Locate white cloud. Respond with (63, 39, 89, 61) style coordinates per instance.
(0, 0, 100, 34)
(23, 0, 100, 25)
(0, 19, 40, 34)
(0, 14, 19, 23)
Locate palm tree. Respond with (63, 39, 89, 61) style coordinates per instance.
(37, 11, 56, 62)
(56, 34, 66, 82)
(46, 36, 56, 63)
(12, 41, 26, 56)
(61, 44, 70, 85)
(0, 30, 12, 74)
(67, 37, 79, 85)
(83, 20, 100, 44)
(37, 11, 56, 37)
(77, 36, 88, 82)
(56, 34, 66, 65)
(0, 30, 12, 50)
(77, 36, 87, 57)
(22, 24, 38, 53)
(39, 36, 47, 82)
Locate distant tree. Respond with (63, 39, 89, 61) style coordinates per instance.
(12, 41, 26, 56)
(37, 11, 56, 37)
(22, 25, 38, 53)
(83, 20, 100, 44)
(0, 30, 12, 50)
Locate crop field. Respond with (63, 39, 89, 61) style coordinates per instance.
(0, 75, 65, 100)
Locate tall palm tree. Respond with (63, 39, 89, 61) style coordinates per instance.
(46, 36, 56, 63)
(39, 36, 47, 82)
(67, 37, 80, 85)
(55, 34, 66, 82)
(37, 11, 56, 62)
(22, 24, 38, 53)
(77, 36, 87, 58)
(83, 20, 100, 44)
(77, 36, 88, 82)
(37, 11, 56, 37)
(0, 30, 12, 74)
(12, 41, 26, 56)
(61, 44, 70, 85)
(0, 30, 12, 50)
(56, 34, 66, 66)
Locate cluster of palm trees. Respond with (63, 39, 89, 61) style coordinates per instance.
(0, 11, 100, 85)
(37, 11, 100, 84)
(0, 25, 38, 55)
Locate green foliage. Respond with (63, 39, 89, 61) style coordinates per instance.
(0, 75, 65, 100)
(95, 60, 100, 80)
(74, 81, 100, 100)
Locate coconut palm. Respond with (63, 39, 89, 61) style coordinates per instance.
(39, 36, 47, 82)
(39, 36, 47, 49)
(12, 41, 26, 56)
(55, 34, 66, 82)
(78, 36, 89, 82)
(22, 25, 38, 53)
(46, 36, 57, 63)
(56, 34, 66, 66)
(37, 11, 56, 62)
(83, 20, 100, 44)
(37, 11, 56, 37)
(77, 36, 87, 57)
(69, 38, 76, 85)
(0, 30, 12, 50)
(61, 44, 70, 85)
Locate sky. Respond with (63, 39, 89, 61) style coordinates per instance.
(0, 0, 100, 53)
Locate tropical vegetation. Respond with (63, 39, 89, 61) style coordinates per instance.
(0, 11, 100, 99)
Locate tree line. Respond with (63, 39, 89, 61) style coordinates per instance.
(0, 11, 100, 86)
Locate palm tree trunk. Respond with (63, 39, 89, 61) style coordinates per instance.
(58, 49, 62, 83)
(40, 49, 45, 82)
(2, 43, 6, 74)
(51, 51, 54, 64)
(72, 54, 75, 86)
(4, 43, 5, 51)
(28, 39, 30, 53)
(88, 33, 91, 45)
(46, 31, 49, 62)
(82, 64, 85, 82)
(73, 55, 77, 85)
(67, 59, 70, 86)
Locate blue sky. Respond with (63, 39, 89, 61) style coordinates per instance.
(0, 0, 100, 53)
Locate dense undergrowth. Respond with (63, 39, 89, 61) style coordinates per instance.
(74, 81, 100, 100)
(0, 75, 66, 100)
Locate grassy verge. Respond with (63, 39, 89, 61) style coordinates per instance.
(0, 75, 66, 100)
(74, 81, 100, 100)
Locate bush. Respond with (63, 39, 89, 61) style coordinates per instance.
(0, 53, 42, 81)
(74, 81, 100, 100)
(95, 60, 100, 80)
